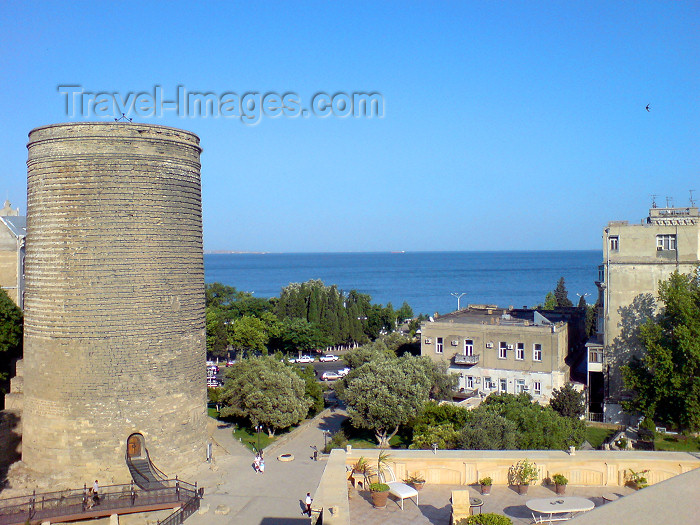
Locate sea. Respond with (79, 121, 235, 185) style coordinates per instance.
(204, 251, 601, 316)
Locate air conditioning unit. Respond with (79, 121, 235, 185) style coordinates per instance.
(424, 338, 432, 344)
(485, 342, 494, 348)
(451, 340, 459, 346)
(507, 344, 514, 350)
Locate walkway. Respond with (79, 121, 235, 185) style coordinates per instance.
(183, 408, 347, 525)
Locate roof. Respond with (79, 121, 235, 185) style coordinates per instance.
(0, 216, 27, 238)
(428, 306, 557, 327)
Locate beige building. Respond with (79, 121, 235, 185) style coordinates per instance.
(590, 204, 700, 422)
(0, 200, 26, 308)
(420, 306, 571, 402)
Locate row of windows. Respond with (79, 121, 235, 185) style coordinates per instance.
(435, 338, 542, 362)
(609, 234, 677, 252)
(463, 375, 542, 395)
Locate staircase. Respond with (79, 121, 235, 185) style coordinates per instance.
(126, 450, 168, 490)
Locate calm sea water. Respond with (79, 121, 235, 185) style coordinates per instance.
(204, 251, 601, 316)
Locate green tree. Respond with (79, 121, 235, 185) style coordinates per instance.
(456, 410, 518, 450)
(205, 310, 230, 357)
(0, 289, 22, 395)
(549, 383, 585, 419)
(205, 283, 243, 308)
(293, 363, 325, 417)
(396, 301, 414, 323)
(339, 356, 433, 447)
(220, 356, 311, 435)
(554, 277, 574, 307)
(622, 270, 700, 431)
(543, 292, 557, 310)
(229, 315, 269, 354)
(577, 294, 587, 308)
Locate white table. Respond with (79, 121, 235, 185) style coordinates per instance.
(526, 497, 595, 523)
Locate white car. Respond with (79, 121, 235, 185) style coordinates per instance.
(321, 371, 341, 381)
(319, 354, 339, 362)
(337, 367, 351, 377)
(296, 355, 315, 363)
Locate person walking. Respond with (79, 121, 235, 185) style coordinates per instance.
(304, 492, 312, 516)
(259, 458, 265, 474)
(92, 480, 100, 505)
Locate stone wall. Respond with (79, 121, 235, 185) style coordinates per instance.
(21, 122, 207, 483)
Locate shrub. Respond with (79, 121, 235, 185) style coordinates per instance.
(369, 482, 390, 492)
(323, 429, 348, 453)
(478, 476, 492, 486)
(509, 458, 538, 485)
(455, 513, 513, 525)
(552, 474, 568, 485)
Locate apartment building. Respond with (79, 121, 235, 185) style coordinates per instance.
(420, 306, 575, 403)
(0, 200, 26, 309)
(589, 204, 700, 422)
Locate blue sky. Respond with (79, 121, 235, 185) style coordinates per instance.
(1, 1, 697, 252)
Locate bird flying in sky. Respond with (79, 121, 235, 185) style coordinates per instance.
(645, 104, 651, 112)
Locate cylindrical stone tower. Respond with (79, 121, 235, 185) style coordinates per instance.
(22, 122, 206, 483)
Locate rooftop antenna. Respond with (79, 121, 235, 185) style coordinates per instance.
(666, 196, 673, 208)
(690, 190, 696, 207)
(450, 292, 467, 311)
(650, 194, 658, 209)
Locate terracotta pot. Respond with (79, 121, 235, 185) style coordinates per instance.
(555, 483, 566, 495)
(518, 484, 529, 495)
(412, 482, 425, 491)
(480, 484, 492, 495)
(371, 490, 390, 508)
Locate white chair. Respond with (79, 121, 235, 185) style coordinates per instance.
(380, 466, 419, 510)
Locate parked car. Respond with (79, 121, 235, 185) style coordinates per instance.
(207, 365, 219, 374)
(296, 355, 315, 363)
(226, 360, 235, 367)
(321, 371, 341, 381)
(319, 354, 339, 362)
(207, 378, 222, 388)
(337, 367, 351, 377)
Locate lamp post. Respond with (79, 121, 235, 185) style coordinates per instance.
(576, 293, 591, 307)
(450, 292, 467, 311)
(255, 424, 262, 452)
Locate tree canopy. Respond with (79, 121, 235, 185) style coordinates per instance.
(549, 383, 585, 419)
(338, 355, 435, 447)
(554, 277, 574, 307)
(0, 289, 22, 393)
(219, 356, 311, 435)
(622, 270, 700, 431)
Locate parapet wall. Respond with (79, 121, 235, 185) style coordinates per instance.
(21, 123, 207, 483)
(345, 449, 700, 487)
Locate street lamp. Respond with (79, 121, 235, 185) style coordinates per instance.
(576, 293, 591, 306)
(255, 424, 262, 452)
(450, 292, 467, 311)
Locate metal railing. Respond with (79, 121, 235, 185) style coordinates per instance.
(158, 490, 203, 525)
(454, 354, 480, 365)
(0, 479, 199, 525)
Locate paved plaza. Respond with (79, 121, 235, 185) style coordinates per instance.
(179, 411, 636, 525)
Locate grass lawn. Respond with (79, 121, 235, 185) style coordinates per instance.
(340, 419, 411, 449)
(232, 425, 277, 453)
(654, 434, 700, 452)
(585, 425, 616, 448)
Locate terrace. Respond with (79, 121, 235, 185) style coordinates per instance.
(312, 449, 700, 525)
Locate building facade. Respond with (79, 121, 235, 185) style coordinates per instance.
(420, 306, 571, 403)
(0, 200, 26, 308)
(590, 205, 700, 422)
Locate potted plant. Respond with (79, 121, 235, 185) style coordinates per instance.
(369, 482, 391, 508)
(350, 456, 372, 488)
(510, 459, 538, 495)
(403, 474, 426, 490)
(478, 476, 492, 495)
(627, 469, 649, 490)
(552, 474, 568, 495)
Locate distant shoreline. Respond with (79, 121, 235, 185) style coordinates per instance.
(204, 249, 601, 255)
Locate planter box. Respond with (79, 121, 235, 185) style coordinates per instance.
(480, 484, 492, 495)
(371, 490, 389, 508)
(555, 483, 566, 495)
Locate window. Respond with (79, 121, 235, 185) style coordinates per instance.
(436, 337, 443, 354)
(533, 381, 542, 395)
(464, 339, 474, 356)
(484, 377, 493, 389)
(466, 376, 474, 389)
(656, 234, 677, 251)
(609, 235, 619, 251)
(533, 343, 542, 362)
(500, 378, 507, 392)
(515, 379, 526, 393)
(499, 342, 508, 359)
(589, 349, 603, 363)
(516, 342, 524, 360)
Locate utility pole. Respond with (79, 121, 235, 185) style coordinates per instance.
(450, 292, 467, 311)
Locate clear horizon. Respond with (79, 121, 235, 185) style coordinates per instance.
(2, 2, 697, 252)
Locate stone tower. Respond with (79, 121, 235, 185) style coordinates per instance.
(22, 122, 207, 483)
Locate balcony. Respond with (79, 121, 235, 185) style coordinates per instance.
(453, 354, 480, 365)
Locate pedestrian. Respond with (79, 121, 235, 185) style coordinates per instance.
(311, 445, 318, 461)
(92, 480, 99, 505)
(259, 458, 265, 474)
(253, 454, 261, 473)
(305, 492, 312, 516)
